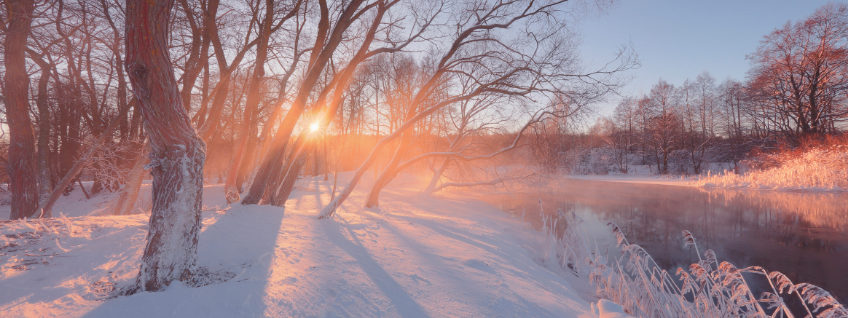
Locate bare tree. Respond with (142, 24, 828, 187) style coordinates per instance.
(321, 0, 634, 218)
(240, 0, 384, 205)
(644, 79, 681, 174)
(747, 3, 848, 145)
(223, 0, 303, 203)
(125, 0, 207, 292)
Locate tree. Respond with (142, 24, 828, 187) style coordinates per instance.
(320, 0, 634, 217)
(747, 3, 848, 145)
(240, 0, 373, 205)
(645, 79, 681, 174)
(223, 0, 302, 204)
(125, 0, 207, 292)
(611, 97, 638, 173)
(3, 0, 39, 220)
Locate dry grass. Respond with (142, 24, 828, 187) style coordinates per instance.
(695, 140, 848, 191)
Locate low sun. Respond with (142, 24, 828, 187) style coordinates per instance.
(310, 122, 320, 132)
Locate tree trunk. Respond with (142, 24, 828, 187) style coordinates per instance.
(224, 0, 273, 203)
(242, 0, 365, 204)
(112, 145, 149, 216)
(421, 156, 451, 196)
(270, 139, 315, 207)
(265, 133, 306, 206)
(31, 55, 54, 217)
(126, 0, 207, 293)
(364, 128, 412, 207)
(4, 0, 39, 220)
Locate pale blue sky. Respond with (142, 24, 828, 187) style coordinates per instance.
(578, 0, 837, 116)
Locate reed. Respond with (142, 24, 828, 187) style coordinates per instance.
(529, 201, 847, 318)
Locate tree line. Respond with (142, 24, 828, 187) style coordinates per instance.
(532, 3, 848, 175)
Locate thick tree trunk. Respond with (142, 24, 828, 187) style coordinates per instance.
(4, 0, 39, 220)
(126, 0, 207, 292)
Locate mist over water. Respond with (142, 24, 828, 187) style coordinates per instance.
(479, 179, 848, 303)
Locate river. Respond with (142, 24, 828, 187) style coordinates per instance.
(479, 178, 848, 303)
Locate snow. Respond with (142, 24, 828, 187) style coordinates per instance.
(1, 173, 597, 317)
(566, 174, 695, 187)
(591, 300, 632, 318)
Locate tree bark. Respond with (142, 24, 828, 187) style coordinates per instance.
(4, 0, 39, 220)
(125, 0, 207, 293)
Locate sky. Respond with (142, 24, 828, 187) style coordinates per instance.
(577, 0, 838, 117)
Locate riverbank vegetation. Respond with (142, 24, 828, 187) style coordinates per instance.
(695, 137, 848, 191)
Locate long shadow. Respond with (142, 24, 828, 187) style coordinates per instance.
(390, 212, 552, 281)
(81, 204, 287, 317)
(320, 217, 430, 318)
(368, 205, 583, 316)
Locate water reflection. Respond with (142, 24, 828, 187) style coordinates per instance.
(478, 179, 848, 303)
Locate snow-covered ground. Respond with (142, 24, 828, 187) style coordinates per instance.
(0, 174, 599, 317)
(565, 174, 695, 187)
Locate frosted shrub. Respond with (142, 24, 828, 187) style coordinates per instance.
(696, 146, 848, 191)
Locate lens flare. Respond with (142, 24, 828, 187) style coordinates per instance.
(310, 122, 320, 132)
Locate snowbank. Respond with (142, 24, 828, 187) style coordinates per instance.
(1, 174, 595, 317)
(566, 174, 695, 187)
(591, 300, 633, 318)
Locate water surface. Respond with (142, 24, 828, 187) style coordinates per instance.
(479, 179, 848, 302)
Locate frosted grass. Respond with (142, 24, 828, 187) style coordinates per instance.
(695, 147, 848, 191)
(529, 202, 848, 318)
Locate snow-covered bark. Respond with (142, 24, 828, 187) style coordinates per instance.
(125, 0, 207, 292)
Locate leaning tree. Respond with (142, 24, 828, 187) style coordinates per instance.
(125, 0, 207, 292)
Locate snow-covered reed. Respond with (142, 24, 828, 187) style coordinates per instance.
(529, 202, 848, 318)
(695, 146, 848, 191)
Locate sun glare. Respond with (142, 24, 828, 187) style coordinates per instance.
(310, 122, 320, 132)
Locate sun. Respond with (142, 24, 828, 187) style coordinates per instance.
(310, 122, 320, 132)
